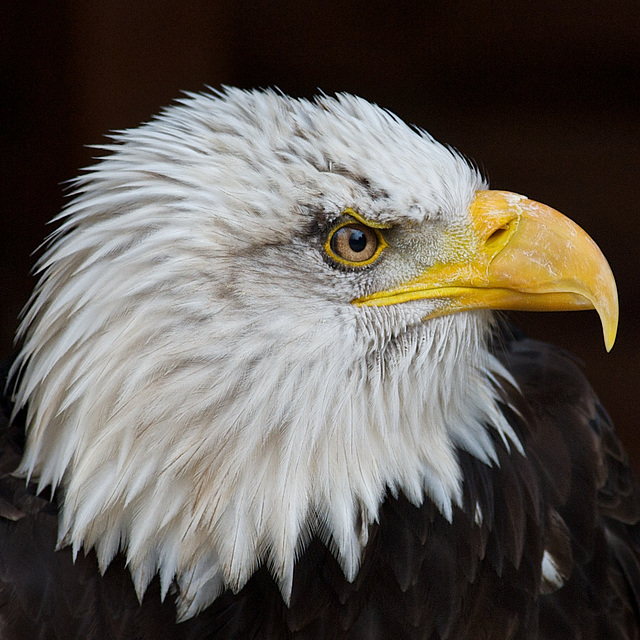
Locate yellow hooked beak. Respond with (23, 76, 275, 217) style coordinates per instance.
(354, 190, 618, 351)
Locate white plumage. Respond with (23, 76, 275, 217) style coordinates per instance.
(10, 89, 522, 619)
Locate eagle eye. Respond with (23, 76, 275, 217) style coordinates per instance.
(326, 221, 387, 267)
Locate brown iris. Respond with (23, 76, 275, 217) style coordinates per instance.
(329, 223, 379, 263)
(324, 210, 389, 268)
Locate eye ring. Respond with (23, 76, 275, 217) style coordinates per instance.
(325, 220, 388, 267)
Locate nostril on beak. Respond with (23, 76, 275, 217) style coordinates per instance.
(484, 217, 518, 254)
(487, 225, 509, 243)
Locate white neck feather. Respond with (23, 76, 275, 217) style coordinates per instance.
(14, 292, 517, 619)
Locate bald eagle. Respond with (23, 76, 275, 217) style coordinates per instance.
(1, 89, 638, 639)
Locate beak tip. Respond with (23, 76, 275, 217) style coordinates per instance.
(601, 306, 618, 352)
(605, 335, 615, 353)
(599, 281, 619, 353)
(604, 322, 618, 352)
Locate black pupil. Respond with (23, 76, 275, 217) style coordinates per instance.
(349, 229, 367, 253)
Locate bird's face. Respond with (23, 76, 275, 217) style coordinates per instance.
(11, 89, 617, 619)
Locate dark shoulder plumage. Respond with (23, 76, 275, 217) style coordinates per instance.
(494, 327, 640, 639)
(1, 330, 640, 639)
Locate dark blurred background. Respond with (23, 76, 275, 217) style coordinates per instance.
(1, 1, 639, 462)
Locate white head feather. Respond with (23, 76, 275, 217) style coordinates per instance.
(11, 88, 519, 619)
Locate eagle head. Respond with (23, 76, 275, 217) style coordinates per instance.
(10, 89, 617, 619)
